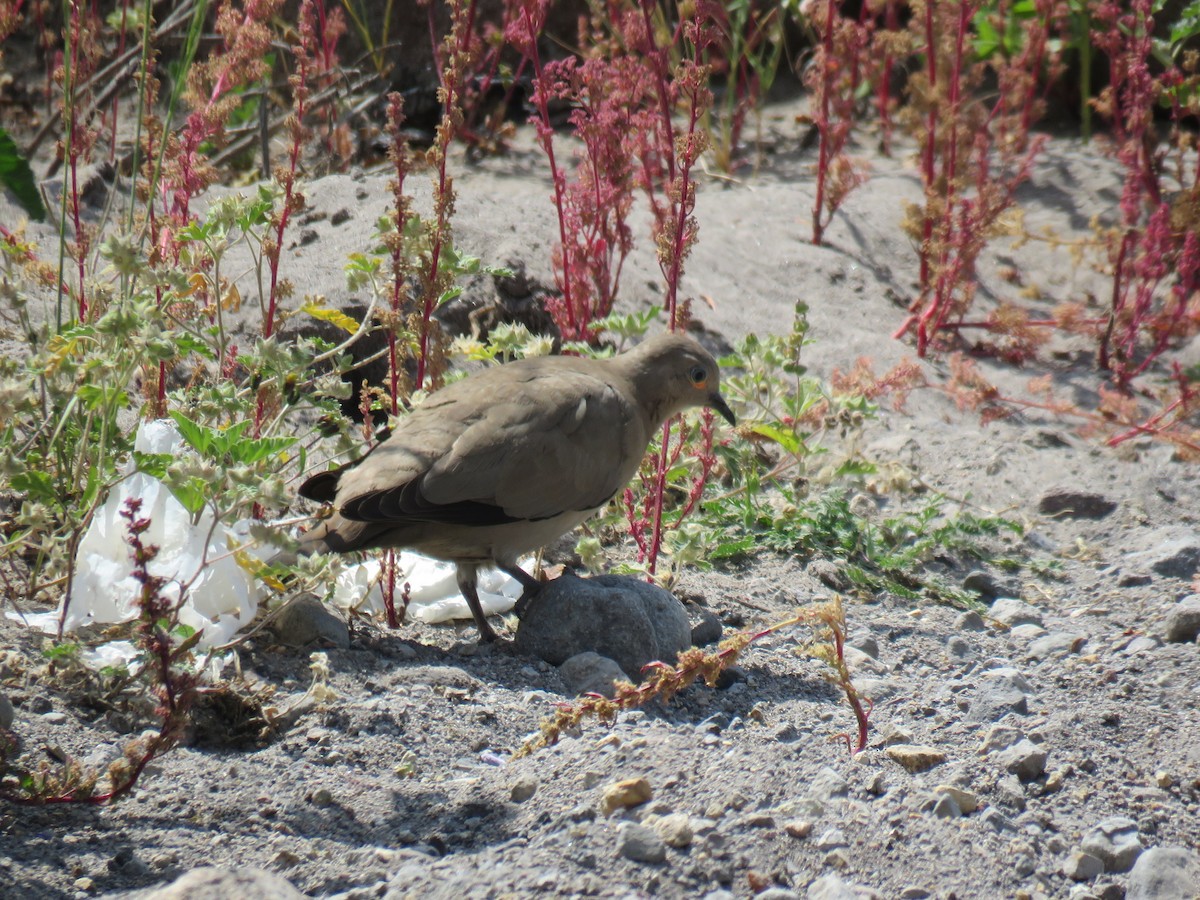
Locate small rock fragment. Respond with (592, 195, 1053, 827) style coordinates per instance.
(0, 693, 13, 730)
(560, 652, 628, 698)
(1126, 529, 1200, 579)
(273, 595, 350, 649)
(807, 873, 860, 900)
(810, 766, 850, 800)
(690, 609, 723, 646)
(814, 828, 847, 851)
(784, 820, 813, 839)
(978, 725, 1023, 754)
(934, 785, 979, 814)
(1126, 846, 1200, 899)
(1163, 595, 1200, 643)
(931, 793, 961, 819)
(510, 776, 538, 803)
(131, 867, 306, 899)
(990, 599, 1045, 628)
(1039, 489, 1117, 519)
(1064, 851, 1104, 881)
(616, 822, 667, 864)
(651, 813, 694, 848)
(1081, 816, 1144, 873)
(886, 744, 946, 773)
(1028, 632, 1085, 660)
(956, 610, 987, 631)
(310, 788, 334, 807)
(998, 739, 1048, 782)
(600, 777, 652, 814)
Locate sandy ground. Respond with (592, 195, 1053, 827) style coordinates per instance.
(2, 102, 1200, 899)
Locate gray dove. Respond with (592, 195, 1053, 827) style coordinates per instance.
(297, 331, 736, 641)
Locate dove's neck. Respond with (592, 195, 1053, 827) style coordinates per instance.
(617, 350, 678, 431)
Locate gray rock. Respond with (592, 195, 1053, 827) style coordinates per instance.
(848, 630, 879, 659)
(808, 558, 849, 591)
(1064, 851, 1105, 881)
(559, 652, 628, 698)
(1028, 632, 1084, 659)
(617, 822, 667, 864)
(956, 610, 987, 631)
(807, 874, 863, 900)
(272, 595, 350, 649)
(1127, 846, 1200, 899)
(931, 793, 961, 819)
(962, 569, 1019, 601)
(690, 608, 723, 646)
(814, 828, 847, 850)
(990, 598, 1045, 628)
(509, 776, 537, 803)
(998, 739, 1048, 781)
(946, 636, 976, 660)
(756, 890, 801, 900)
(516, 573, 691, 677)
(978, 724, 1023, 754)
(1123, 635, 1162, 655)
(1081, 816, 1144, 873)
(967, 670, 1032, 723)
(1039, 489, 1117, 519)
(0, 693, 15, 730)
(1009, 623, 1046, 641)
(1126, 530, 1200, 579)
(113, 867, 306, 899)
(1164, 595, 1200, 643)
(810, 766, 850, 800)
(981, 808, 1017, 833)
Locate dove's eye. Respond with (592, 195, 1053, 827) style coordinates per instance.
(688, 365, 708, 387)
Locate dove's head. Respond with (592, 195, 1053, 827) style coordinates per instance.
(626, 332, 737, 429)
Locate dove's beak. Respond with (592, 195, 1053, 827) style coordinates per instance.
(709, 392, 736, 427)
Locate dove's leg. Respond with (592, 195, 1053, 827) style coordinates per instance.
(499, 562, 542, 618)
(456, 563, 498, 643)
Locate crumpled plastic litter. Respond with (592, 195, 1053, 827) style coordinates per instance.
(331, 553, 525, 623)
(9, 420, 527, 664)
(9, 419, 264, 650)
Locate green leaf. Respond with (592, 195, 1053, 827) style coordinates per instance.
(231, 434, 297, 465)
(169, 411, 214, 457)
(749, 422, 803, 455)
(10, 470, 56, 504)
(0, 127, 46, 221)
(133, 451, 174, 479)
(168, 477, 207, 515)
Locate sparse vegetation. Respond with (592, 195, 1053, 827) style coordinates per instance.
(0, 1, 1195, 817)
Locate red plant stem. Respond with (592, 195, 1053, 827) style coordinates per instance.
(878, 0, 897, 155)
(917, 1, 969, 353)
(917, 0, 938, 304)
(382, 92, 411, 631)
(641, 3, 680, 185)
(65, 0, 88, 322)
(830, 623, 871, 755)
(812, 0, 835, 247)
(645, 420, 672, 577)
(1098, 230, 1132, 372)
(520, 6, 576, 336)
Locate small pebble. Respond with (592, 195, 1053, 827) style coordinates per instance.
(885, 744, 946, 773)
(617, 822, 667, 864)
(600, 777, 652, 814)
(510, 776, 538, 803)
